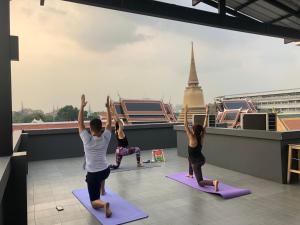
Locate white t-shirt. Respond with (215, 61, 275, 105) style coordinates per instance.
(80, 129, 111, 173)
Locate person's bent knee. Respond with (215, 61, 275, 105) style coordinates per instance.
(198, 180, 205, 187)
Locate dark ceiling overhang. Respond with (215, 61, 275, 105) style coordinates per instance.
(59, 0, 300, 40)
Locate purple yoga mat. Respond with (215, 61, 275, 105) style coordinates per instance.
(166, 172, 251, 199)
(72, 188, 148, 225)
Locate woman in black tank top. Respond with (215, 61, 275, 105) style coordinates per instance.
(109, 109, 143, 169)
(116, 135, 129, 148)
(184, 105, 219, 192)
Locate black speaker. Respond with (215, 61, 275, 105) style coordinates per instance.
(208, 114, 216, 127)
(192, 114, 206, 126)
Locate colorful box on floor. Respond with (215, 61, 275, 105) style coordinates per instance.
(152, 149, 166, 162)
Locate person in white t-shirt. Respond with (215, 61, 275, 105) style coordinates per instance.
(78, 94, 112, 218)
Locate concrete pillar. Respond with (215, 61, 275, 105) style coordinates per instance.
(0, 0, 13, 156)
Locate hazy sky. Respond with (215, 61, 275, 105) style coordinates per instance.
(10, 0, 300, 112)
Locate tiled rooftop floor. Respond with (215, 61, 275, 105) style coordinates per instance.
(28, 149, 300, 225)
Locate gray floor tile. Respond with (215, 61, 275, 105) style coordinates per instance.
(34, 201, 57, 212)
(35, 215, 61, 225)
(35, 208, 59, 220)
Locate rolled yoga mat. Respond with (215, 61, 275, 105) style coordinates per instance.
(73, 188, 148, 225)
(166, 172, 251, 199)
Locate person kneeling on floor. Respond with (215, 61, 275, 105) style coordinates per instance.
(78, 94, 112, 218)
(109, 108, 143, 169)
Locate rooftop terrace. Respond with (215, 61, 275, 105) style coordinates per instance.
(1, 122, 300, 225)
(2, 1, 300, 225)
(28, 148, 300, 225)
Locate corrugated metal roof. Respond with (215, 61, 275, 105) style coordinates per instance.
(222, 0, 300, 30)
(62, 0, 300, 39)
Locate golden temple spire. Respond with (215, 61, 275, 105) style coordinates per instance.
(178, 42, 205, 122)
(188, 42, 199, 87)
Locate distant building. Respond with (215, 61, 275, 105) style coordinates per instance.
(178, 43, 206, 123)
(215, 88, 300, 113)
(173, 104, 182, 113)
(215, 99, 256, 128)
(276, 114, 300, 131)
(13, 121, 90, 131)
(110, 99, 176, 124)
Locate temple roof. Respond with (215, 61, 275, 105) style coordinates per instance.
(188, 42, 199, 87)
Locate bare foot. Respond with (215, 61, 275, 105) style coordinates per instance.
(137, 163, 143, 167)
(104, 202, 112, 218)
(186, 174, 193, 178)
(213, 180, 219, 192)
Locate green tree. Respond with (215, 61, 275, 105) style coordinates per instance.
(22, 112, 45, 123)
(13, 111, 24, 123)
(87, 112, 99, 120)
(13, 110, 46, 123)
(55, 105, 85, 121)
(44, 114, 55, 122)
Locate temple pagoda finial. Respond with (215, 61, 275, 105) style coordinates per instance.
(188, 42, 199, 86)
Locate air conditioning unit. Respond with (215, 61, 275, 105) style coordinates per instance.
(268, 113, 277, 131)
(208, 114, 216, 127)
(241, 113, 277, 131)
(192, 114, 206, 126)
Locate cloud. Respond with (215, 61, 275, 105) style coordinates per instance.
(12, 0, 151, 52)
(9, 0, 300, 112)
(70, 11, 151, 52)
(54, 2, 152, 52)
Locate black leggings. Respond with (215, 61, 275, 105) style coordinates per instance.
(189, 159, 214, 187)
(86, 167, 110, 201)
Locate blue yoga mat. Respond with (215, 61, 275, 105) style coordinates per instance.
(73, 188, 148, 225)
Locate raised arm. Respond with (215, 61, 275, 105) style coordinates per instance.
(113, 110, 124, 130)
(201, 105, 209, 140)
(105, 96, 112, 130)
(203, 105, 209, 129)
(184, 105, 192, 138)
(78, 94, 87, 133)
